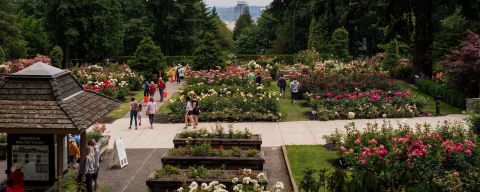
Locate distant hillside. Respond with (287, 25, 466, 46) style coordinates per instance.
(215, 6, 264, 23)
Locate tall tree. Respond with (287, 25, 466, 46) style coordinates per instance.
(0, 0, 27, 59)
(331, 27, 349, 61)
(130, 36, 165, 79)
(413, 0, 433, 77)
(193, 32, 225, 70)
(18, 14, 49, 57)
(308, 16, 330, 59)
(121, 0, 152, 56)
(210, 8, 233, 50)
(233, 8, 253, 41)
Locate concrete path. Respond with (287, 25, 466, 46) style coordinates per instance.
(106, 114, 467, 149)
(122, 81, 181, 119)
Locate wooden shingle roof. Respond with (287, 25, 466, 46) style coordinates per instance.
(0, 63, 120, 134)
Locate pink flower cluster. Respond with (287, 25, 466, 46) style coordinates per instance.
(83, 79, 117, 93)
(1, 54, 52, 74)
(187, 66, 271, 84)
(317, 89, 412, 102)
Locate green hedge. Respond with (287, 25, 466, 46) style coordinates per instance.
(416, 79, 466, 109)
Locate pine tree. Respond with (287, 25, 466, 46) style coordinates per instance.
(308, 17, 330, 59)
(331, 27, 349, 62)
(383, 39, 400, 71)
(233, 8, 253, 41)
(131, 37, 165, 79)
(49, 46, 63, 68)
(193, 32, 225, 70)
(0, 0, 27, 59)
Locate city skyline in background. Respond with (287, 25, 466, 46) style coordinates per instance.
(204, 0, 273, 7)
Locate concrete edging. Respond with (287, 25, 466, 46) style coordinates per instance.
(281, 145, 298, 192)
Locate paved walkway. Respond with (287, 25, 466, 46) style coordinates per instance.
(122, 81, 181, 118)
(106, 114, 467, 149)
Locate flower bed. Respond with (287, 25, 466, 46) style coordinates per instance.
(289, 59, 426, 120)
(174, 126, 261, 149)
(1, 54, 51, 81)
(162, 142, 265, 170)
(146, 166, 268, 192)
(72, 64, 143, 101)
(165, 66, 280, 122)
(323, 121, 480, 191)
(87, 123, 110, 158)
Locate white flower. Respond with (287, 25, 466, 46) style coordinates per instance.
(243, 177, 251, 184)
(382, 114, 387, 118)
(274, 181, 284, 190)
(189, 181, 198, 188)
(348, 112, 355, 119)
(256, 172, 266, 181)
(201, 183, 208, 190)
(232, 177, 239, 184)
(176, 187, 184, 192)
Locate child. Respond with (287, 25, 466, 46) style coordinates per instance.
(137, 103, 143, 126)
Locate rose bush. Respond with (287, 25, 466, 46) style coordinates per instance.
(1, 54, 51, 80)
(166, 66, 280, 122)
(72, 64, 143, 101)
(324, 121, 480, 191)
(287, 59, 426, 120)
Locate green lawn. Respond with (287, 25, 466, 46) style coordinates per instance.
(285, 145, 338, 188)
(394, 80, 462, 115)
(158, 91, 180, 114)
(266, 81, 311, 121)
(107, 91, 144, 119)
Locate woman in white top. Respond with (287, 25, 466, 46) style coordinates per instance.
(146, 97, 158, 129)
(184, 96, 195, 129)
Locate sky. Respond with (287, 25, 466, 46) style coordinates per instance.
(204, 0, 273, 7)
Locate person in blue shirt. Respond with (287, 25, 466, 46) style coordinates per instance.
(143, 80, 149, 96)
(72, 134, 81, 147)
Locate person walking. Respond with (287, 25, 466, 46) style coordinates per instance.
(137, 103, 143, 126)
(248, 71, 255, 83)
(158, 77, 166, 102)
(192, 99, 200, 127)
(83, 146, 96, 192)
(290, 78, 300, 103)
(143, 80, 149, 97)
(129, 97, 139, 129)
(88, 140, 100, 192)
(6, 163, 24, 192)
(178, 65, 185, 83)
(146, 97, 158, 129)
(184, 96, 194, 129)
(68, 135, 80, 164)
(175, 65, 180, 84)
(148, 81, 156, 98)
(255, 73, 262, 84)
(277, 74, 287, 98)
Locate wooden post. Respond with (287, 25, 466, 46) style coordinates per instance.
(79, 131, 87, 173)
(56, 134, 65, 177)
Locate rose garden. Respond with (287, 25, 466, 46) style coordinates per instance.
(1, 0, 480, 191)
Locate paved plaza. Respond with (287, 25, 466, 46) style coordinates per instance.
(105, 114, 467, 149)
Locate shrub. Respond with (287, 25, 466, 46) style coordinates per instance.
(246, 149, 258, 157)
(130, 36, 166, 79)
(188, 166, 209, 179)
(416, 79, 466, 108)
(232, 147, 242, 157)
(330, 27, 349, 62)
(155, 165, 180, 178)
(296, 49, 319, 66)
(192, 32, 225, 70)
(49, 46, 63, 68)
(383, 39, 400, 71)
(191, 142, 211, 156)
(442, 30, 480, 97)
(468, 113, 480, 135)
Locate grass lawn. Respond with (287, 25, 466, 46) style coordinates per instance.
(394, 80, 462, 115)
(158, 90, 180, 114)
(266, 81, 311, 121)
(285, 145, 338, 188)
(107, 90, 144, 119)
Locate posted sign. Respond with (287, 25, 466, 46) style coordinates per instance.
(110, 138, 128, 168)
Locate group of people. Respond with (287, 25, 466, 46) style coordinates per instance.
(277, 74, 300, 103)
(184, 96, 200, 129)
(67, 134, 101, 192)
(175, 64, 185, 84)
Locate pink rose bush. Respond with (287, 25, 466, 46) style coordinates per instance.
(72, 64, 143, 101)
(328, 121, 480, 191)
(288, 59, 426, 120)
(166, 66, 280, 122)
(1, 54, 51, 81)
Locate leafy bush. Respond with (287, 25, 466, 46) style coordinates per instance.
(416, 79, 466, 108)
(232, 147, 242, 157)
(330, 27, 349, 62)
(192, 32, 225, 70)
(296, 49, 319, 66)
(330, 121, 480, 191)
(188, 166, 209, 179)
(49, 46, 63, 68)
(155, 165, 181, 178)
(442, 30, 480, 97)
(191, 142, 211, 156)
(130, 36, 166, 79)
(383, 39, 400, 71)
(246, 149, 258, 157)
(468, 113, 480, 135)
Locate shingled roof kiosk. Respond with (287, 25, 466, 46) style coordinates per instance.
(0, 63, 120, 191)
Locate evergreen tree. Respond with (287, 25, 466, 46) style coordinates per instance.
(131, 37, 165, 79)
(0, 47, 5, 63)
(233, 8, 253, 41)
(193, 32, 225, 70)
(308, 17, 330, 59)
(49, 46, 63, 68)
(211, 8, 233, 50)
(432, 8, 468, 63)
(383, 39, 400, 71)
(0, 0, 27, 59)
(331, 27, 349, 62)
(235, 26, 262, 54)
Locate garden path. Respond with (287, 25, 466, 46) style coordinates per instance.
(106, 114, 467, 149)
(122, 81, 182, 118)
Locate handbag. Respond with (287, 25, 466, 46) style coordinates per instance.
(163, 91, 168, 98)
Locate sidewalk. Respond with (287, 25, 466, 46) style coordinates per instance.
(106, 114, 467, 149)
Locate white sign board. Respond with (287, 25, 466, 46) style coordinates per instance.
(110, 138, 128, 168)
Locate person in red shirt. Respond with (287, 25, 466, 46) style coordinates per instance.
(157, 77, 166, 102)
(148, 81, 156, 98)
(6, 163, 24, 192)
